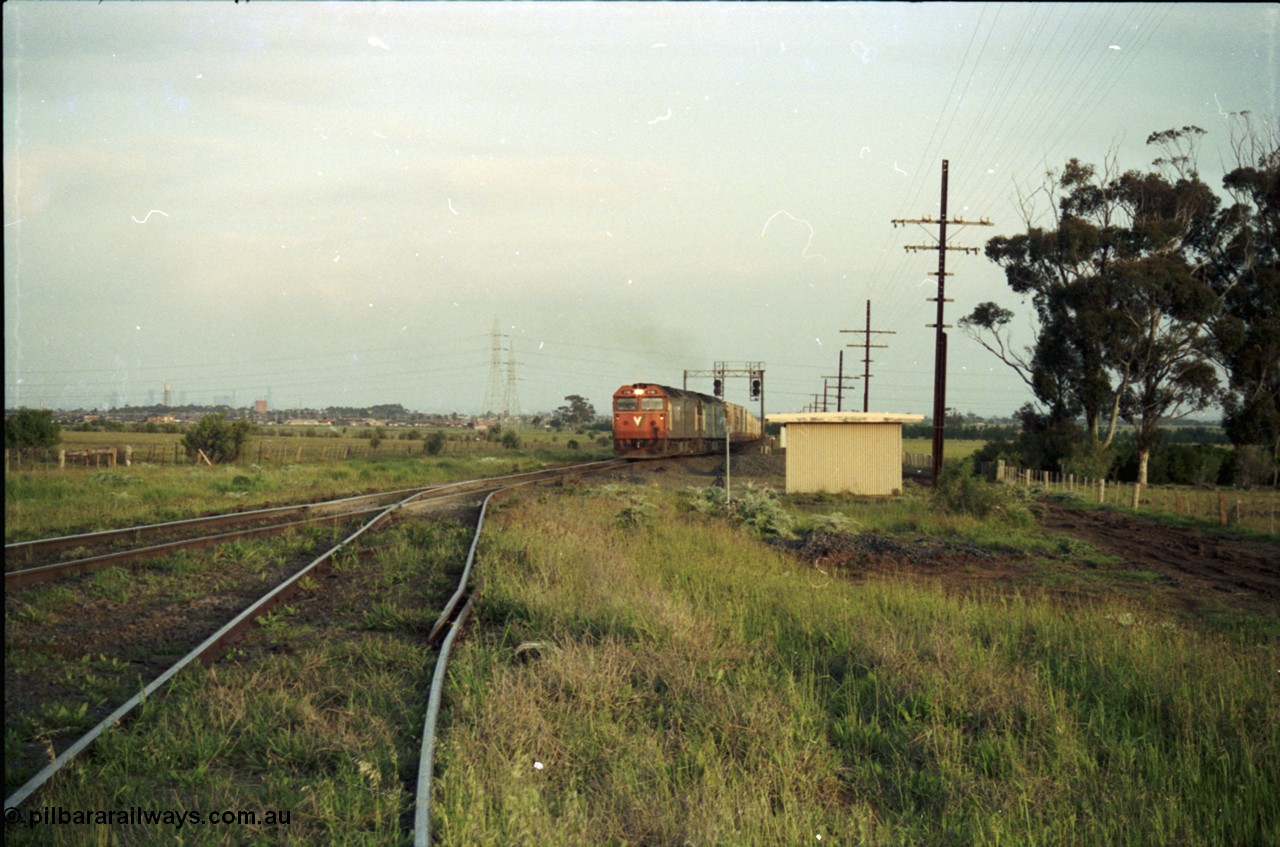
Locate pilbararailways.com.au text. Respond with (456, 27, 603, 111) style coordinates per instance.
(5, 805, 291, 830)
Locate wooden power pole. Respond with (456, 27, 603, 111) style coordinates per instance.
(840, 300, 895, 413)
(892, 160, 992, 484)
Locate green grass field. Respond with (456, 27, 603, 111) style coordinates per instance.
(6, 452, 1277, 845)
(432, 482, 1278, 846)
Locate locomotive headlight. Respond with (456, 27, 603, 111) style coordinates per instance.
(633, 388, 644, 395)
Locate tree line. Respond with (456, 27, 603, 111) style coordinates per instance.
(961, 115, 1278, 486)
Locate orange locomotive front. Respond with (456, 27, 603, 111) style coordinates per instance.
(613, 382, 731, 457)
(612, 383, 672, 457)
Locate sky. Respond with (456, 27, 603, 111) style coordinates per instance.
(3, 2, 1275, 419)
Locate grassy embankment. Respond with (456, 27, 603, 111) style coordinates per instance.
(432, 482, 1278, 846)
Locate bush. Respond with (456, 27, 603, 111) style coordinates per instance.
(5, 408, 61, 452)
(1230, 445, 1279, 488)
(182, 414, 251, 464)
(424, 431, 446, 456)
(733, 484, 795, 538)
(933, 458, 1030, 523)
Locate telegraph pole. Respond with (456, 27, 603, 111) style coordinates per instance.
(823, 351, 860, 412)
(892, 160, 992, 484)
(840, 300, 895, 413)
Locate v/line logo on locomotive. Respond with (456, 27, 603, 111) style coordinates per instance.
(612, 383, 762, 458)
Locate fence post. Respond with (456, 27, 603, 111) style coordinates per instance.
(1218, 492, 1228, 527)
(1099, 479, 1106, 504)
(1131, 483, 1141, 511)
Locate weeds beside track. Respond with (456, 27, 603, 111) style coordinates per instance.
(4, 461, 621, 845)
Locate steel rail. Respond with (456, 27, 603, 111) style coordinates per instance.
(4, 460, 625, 816)
(5, 460, 622, 563)
(3, 488, 409, 560)
(415, 592, 477, 847)
(415, 488, 505, 847)
(2, 492, 415, 812)
(3, 507, 387, 589)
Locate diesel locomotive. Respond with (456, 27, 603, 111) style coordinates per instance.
(612, 383, 762, 458)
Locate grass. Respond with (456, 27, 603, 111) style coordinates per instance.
(6, 467, 1275, 844)
(4, 443, 610, 543)
(431, 482, 1278, 846)
(5, 518, 473, 846)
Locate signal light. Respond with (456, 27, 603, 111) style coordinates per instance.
(713, 379, 723, 397)
(750, 378, 762, 399)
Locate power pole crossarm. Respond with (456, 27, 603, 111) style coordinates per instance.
(890, 161, 991, 484)
(840, 300, 895, 413)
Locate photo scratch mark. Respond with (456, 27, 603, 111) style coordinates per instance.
(893, 162, 908, 176)
(448, 198, 459, 215)
(762, 210, 827, 264)
(368, 36, 390, 51)
(648, 107, 673, 125)
(131, 210, 169, 224)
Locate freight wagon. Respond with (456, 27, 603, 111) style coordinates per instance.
(612, 383, 762, 458)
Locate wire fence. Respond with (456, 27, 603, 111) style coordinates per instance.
(4, 437, 527, 472)
(991, 460, 1280, 535)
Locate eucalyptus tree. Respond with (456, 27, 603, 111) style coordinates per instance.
(1208, 113, 1279, 479)
(963, 128, 1225, 484)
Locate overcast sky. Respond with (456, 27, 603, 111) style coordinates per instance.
(4, 2, 1275, 418)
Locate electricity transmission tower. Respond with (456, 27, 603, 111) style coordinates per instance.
(503, 339, 520, 426)
(891, 160, 992, 484)
(483, 319, 505, 418)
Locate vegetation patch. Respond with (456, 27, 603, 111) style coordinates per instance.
(433, 482, 1278, 847)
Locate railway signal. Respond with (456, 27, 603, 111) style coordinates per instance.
(685, 362, 765, 431)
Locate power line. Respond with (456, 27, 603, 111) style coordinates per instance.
(892, 160, 994, 484)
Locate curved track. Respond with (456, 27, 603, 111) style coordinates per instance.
(5, 463, 621, 587)
(3, 460, 623, 823)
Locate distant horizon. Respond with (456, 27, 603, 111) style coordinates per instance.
(6, 3, 1271, 420)
(6, 400, 1230, 430)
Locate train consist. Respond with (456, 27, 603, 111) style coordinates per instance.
(612, 383, 762, 458)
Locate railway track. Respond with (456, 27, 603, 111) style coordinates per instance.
(4, 459, 624, 841)
(4, 462, 621, 588)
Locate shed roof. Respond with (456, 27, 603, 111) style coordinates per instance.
(766, 412, 924, 425)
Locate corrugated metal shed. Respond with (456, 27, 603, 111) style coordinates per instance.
(766, 412, 924, 495)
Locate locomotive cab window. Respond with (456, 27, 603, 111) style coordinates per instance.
(615, 398, 639, 411)
(640, 398, 665, 410)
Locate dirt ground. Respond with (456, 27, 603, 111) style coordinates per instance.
(1036, 500, 1280, 618)
(610, 454, 1280, 621)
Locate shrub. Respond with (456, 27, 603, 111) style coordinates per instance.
(5, 408, 61, 452)
(732, 483, 795, 538)
(182, 414, 251, 464)
(424, 431, 446, 456)
(933, 458, 1030, 523)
